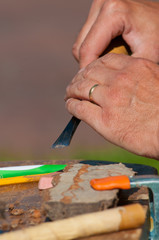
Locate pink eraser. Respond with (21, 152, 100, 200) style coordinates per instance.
(38, 172, 57, 190)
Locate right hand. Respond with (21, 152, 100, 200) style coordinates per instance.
(73, 0, 159, 68)
(66, 54, 159, 159)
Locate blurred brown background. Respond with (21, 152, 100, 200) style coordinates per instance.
(0, 0, 108, 160)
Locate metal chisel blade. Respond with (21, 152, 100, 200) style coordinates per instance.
(52, 116, 81, 148)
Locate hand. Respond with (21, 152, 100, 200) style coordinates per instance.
(65, 53, 159, 159)
(73, 0, 159, 68)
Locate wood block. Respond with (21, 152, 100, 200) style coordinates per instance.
(45, 163, 135, 221)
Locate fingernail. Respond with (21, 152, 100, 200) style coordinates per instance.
(65, 98, 71, 109)
(66, 98, 72, 104)
(78, 67, 85, 73)
(64, 95, 67, 101)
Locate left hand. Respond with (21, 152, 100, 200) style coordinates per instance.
(65, 53, 159, 159)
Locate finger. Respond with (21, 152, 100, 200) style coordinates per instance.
(72, 53, 132, 82)
(99, 53, 132, 70)
(66, 54, 131, 98)
(89, 84, 109, 107)
(65, 65, 118, 103)
(73, 0, 105, 62)
(66, 98, 104, 133)
(65, 78, 98, 101)
(66, 78, 111, 108)
(71, 58, 117, 85)
(79, 2, 128, 68)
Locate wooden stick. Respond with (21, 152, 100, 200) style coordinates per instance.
(0, 204, 145, 240)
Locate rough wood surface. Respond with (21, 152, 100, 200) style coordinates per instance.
(45, 163, 135, 220)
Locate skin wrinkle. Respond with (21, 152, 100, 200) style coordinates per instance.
(144, 60, 159, 85)
(81, 62, 96, 81)
(80, 100, 102, 124)
(103, 0, 127, 15)
(84, 67, 95, 79)
(101, 107, 138, 152)
(118, 125, 135, 147)
(105, 14, 126, 39)
(128, 80, 138, 108)
(122, 106, 159, 157)
(106, 105, 155, 157)
(137, 63, 159, 105)
(79, 40, 92, 62)
(74, 100, 85, 117)
(103, 0, 133, 38)
(101, 53, 132, 71)
(100, 56, 120, 71)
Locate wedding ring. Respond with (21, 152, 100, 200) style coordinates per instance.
(89, 84, 99, 102)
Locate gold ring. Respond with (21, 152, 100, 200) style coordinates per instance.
(89, 84, 99, 102)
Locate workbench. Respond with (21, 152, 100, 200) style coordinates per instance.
(0, 159, 155, 240)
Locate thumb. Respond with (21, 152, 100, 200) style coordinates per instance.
(79, 4, 127, 68)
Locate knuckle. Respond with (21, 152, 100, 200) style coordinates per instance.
(118, 128, 132, 145)
(103, 0, 126, 13)
(101, 53, 116, 64)
(76, 81, 83, 93)
(72, 43, 79, 61)
(74, 101, 86, 116)
(66, 99, 85, 118)
(79, 41, 90, 60)
(82, 65, 93, 80)
(66, 98, 73, 112)
(72, 73, 79, 84)
(66, 85, 70, 95)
